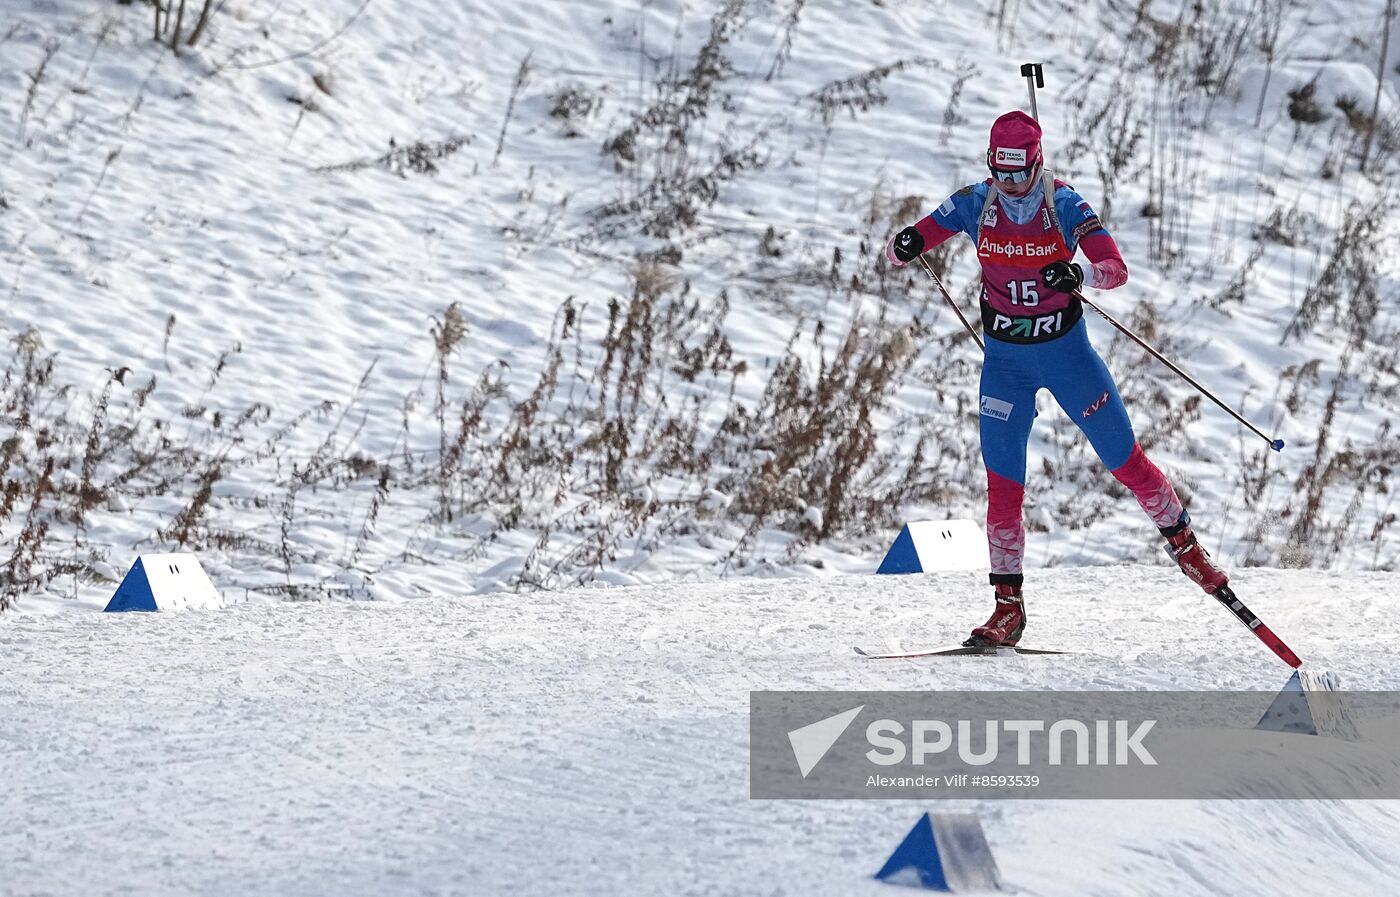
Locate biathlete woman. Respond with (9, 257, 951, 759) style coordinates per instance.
(886, 110, 1227, 648)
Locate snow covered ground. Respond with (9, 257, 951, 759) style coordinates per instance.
(5, 567, 1400, 896)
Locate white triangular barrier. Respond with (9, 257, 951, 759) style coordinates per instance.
(1256, 671, 1315, 735)
(104, 553, 223, 612)
(878, 520, 985, 575)
(1256, 669, 1359, 741)
(875, 812, 1002, 891)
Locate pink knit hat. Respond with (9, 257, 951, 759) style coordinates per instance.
(988, 111, 1042, 169)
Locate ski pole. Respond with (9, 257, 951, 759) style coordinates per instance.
(1073, 289, 1285, 451)
(917, 254, 984, 351)
(1020, 62, 1043, 120)
(1011, 63, 1284, 451)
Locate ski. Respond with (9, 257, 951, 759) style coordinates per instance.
(854, 645, 1068, 659)
(1211, 584, 1303, 668)
(853, 586, 1297, 665)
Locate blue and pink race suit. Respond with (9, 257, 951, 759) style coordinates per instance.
(906, 174, 1186, 579)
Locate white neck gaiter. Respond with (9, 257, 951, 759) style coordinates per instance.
(996, 178, 1045, 226)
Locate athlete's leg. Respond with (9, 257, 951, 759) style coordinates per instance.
(970, 343, 1040, 646)
(1040, 324, 1184, 528)
(1042, 323, 1226, 593)
(1109, 444, 1185, 530)
(978, 343, 1040, 582)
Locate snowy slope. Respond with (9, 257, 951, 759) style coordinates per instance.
(1, 0, 1398, 612)
(5, 568, 1400, 896)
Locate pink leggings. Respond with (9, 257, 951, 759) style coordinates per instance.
(987, 443, 1184, 575)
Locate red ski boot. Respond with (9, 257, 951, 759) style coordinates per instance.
(1163, 515, 1228, 595)
(964, 583, 1026, 647)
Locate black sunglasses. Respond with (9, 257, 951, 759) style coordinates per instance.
(987, 149, 1040, 184)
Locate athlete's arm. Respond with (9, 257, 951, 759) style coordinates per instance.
(886, 187, 981, 266)
(913, 215, 959, 248)
(1054, 186, 1128, 289)
(1078, 232, 1128, 290)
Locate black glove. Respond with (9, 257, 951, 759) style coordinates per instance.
(1040, 260, 1084, 292)
(890, 226, 925, 263)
